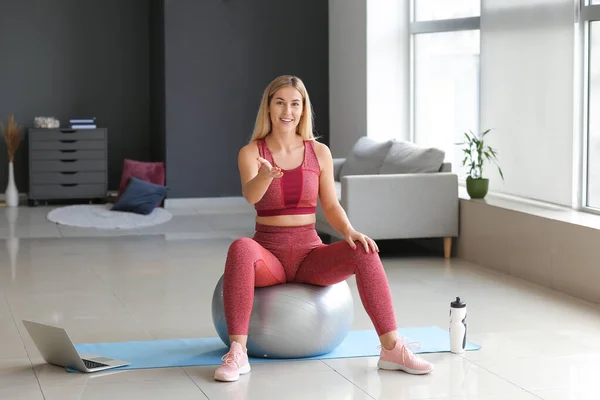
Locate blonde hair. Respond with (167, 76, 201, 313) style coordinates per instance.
(250, 75, 316, 142)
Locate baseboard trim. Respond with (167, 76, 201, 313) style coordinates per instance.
(0, 193, 27, 204)
(165, 196, 253, 212)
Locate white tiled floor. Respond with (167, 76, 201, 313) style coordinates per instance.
(1, 205, 600, 399)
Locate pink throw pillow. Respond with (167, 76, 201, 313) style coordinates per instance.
(117, 160, 166, 203)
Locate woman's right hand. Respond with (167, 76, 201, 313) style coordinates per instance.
(257, 156, 284, 179)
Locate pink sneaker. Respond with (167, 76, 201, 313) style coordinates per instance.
(214, 341, 251, 382)
(377, 337, 434, 375)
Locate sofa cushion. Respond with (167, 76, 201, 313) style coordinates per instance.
(380, 140, 445, 174)
(339, 136, 393, 178)
(117, 159, 166, 201)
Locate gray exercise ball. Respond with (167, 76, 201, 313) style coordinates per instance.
(211, 274, 354, 359)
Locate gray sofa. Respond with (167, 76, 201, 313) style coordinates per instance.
(315, 136, 459, 258)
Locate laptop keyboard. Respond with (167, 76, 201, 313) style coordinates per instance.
(83, 359, 109, 369)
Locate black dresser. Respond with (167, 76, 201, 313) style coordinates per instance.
(28, 128, 108, 206)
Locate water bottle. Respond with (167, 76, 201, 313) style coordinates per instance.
(449, 297, 467, 354)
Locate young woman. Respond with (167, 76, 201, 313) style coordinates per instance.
(214, 75, 433, 382)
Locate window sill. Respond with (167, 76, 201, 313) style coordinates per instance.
(458, 184, 600, 232)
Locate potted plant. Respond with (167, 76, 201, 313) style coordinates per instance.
(455, 129, 504, 199)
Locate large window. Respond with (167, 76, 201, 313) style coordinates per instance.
(410, 1, 480, 180)
(583, 3, 600, 210)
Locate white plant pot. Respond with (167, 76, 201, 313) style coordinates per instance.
(5, 162, 19, 207)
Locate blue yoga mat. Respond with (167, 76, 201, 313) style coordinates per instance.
(71, 326, 479, 372)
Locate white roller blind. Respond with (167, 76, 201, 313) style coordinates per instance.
(480, 0, 574, 206)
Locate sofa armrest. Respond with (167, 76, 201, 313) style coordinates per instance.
(333, 158, 345, 181)
(439, 162, 452, 172)
(339, 173, 459, 240)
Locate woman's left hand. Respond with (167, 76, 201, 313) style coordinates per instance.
(344, 229, 379, 253)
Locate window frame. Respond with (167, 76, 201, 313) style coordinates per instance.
(408, 1, 481, 181)
(579, 1, 600, 213)
(407, 1, 600, 212)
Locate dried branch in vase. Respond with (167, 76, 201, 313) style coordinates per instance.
(0, 115, 23, 163)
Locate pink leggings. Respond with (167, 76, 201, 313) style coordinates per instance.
(223, 223, 397, 337)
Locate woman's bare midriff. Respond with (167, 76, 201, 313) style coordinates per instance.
(255, 213, 316, 227)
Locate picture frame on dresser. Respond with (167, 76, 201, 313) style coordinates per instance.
(27, 128, 108, 207)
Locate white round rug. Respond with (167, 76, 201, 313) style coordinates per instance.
(47, 204, 173, 229)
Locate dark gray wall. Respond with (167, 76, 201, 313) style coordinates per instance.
(149, 0, 166, 164)
(0, 0, 151, 192)
(164, 0, 329, 198)
(0, 0, 329, 200)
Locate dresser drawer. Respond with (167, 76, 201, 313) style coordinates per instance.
(30, 160, 106, 172)
(30, 150, 106, 160)
(27, 127, 108, 203)
(30, 184, 106, 199)
(30, 172, 106, 185)
(30, 140, 105, 151)
(29, 129, 106, 141)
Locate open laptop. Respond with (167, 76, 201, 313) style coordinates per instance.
(22, 320, 130, 373)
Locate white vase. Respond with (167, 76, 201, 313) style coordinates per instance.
(5, 161, 18, 207)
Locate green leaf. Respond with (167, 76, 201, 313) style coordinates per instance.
(460, 128, 503, 182)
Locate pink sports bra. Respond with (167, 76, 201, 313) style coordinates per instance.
(254, 138, 321, 217)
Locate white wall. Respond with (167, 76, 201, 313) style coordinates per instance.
(329, 0, 367, 158)
(329, 0, 410, 158)
(367, 0, 410, 143)
(480, 0, 574, 206)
